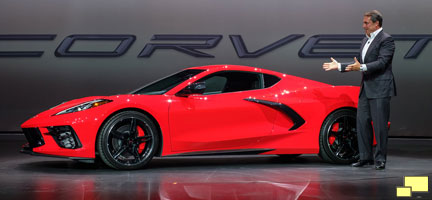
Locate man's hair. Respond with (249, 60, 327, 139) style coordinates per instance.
(364, 10, 383, 27)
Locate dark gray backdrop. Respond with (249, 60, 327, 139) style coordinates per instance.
(1, 0, 431, 136)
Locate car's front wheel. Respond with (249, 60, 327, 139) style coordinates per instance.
(97, 111, 159, 170)
(319, 109, 359, 164)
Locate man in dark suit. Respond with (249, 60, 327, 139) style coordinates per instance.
(322, 10, 396, 170)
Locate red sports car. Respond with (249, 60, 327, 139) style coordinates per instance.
(21, 65, 360, 169)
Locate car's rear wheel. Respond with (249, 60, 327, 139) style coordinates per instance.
(97, 111, 159, 170)
(319, 109, 359, 164)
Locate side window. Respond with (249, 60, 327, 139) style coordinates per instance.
(263, 74, 281, 88)
(202, 75, 227, 94)
(199, 71, 263, 94)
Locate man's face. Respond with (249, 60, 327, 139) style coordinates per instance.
(362, 16, 380, 36)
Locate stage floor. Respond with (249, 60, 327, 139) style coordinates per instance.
(0, 134, 431, 200)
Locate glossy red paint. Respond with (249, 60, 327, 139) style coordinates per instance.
(21, 65, 360, 163)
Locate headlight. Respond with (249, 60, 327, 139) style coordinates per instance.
(54, 99, 112, 115)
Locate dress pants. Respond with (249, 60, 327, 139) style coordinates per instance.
(356, 90, 391, 162)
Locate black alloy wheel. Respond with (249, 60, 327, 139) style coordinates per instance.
(319, 109, 359, 164)
(97, 111, 159, 170)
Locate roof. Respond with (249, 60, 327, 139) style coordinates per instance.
(186, 64, 283, 77)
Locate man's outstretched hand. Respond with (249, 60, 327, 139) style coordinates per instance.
(322, 57, 339, 71)
(346, 57, 361, 71)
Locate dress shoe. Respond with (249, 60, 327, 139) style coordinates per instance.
(351, 160, 374, 167)
(375, 161, 386, 170)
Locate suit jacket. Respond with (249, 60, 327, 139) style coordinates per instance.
(341, 31, 397, 98)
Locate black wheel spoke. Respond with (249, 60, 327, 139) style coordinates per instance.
(330, 131, 342, 146)
(335, 145, 344, 156)
(335, 123, 343, 133)
(136, 135, 152, 144)
(343, 117, 349, 132)
(337, 136, 343, 145)
(129, 118, 137, 135)
(111, 130, 126, 140)
(132, 147, 141, 162)
(331, 131, 342, 139)
(113, 146, 127, 159)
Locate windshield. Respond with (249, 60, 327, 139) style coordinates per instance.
(132, 69, 205, 95)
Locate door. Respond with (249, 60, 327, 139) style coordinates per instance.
(168, 71, 279, 152)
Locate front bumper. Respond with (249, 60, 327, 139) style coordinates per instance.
(20, 124, 96, 159)
(20, 124, 97, 159)
(20, 143, 94, 162)
(22, 128, 45, 148)
(20, 101, 112, 159)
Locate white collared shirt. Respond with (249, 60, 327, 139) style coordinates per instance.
(361, 27, 383, 69)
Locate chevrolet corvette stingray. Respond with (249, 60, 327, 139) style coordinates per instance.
(21, 65, 360, 169)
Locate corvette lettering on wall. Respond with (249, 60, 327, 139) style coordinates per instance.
(0, 34, 430, 58)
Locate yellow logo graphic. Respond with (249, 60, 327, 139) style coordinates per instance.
(396, 176, 428, 197)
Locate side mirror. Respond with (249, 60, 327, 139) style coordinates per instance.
(176, 82, 206, 97)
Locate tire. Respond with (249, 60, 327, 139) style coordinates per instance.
(97, 111, 159, 170)
(319, 109, 359, 164)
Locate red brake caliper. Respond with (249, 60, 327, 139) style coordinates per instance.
(329, 122, 339, 145)
(137, 126, 145, 153)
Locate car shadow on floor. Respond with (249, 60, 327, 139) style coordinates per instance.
(15, 155, 333, 173)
